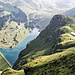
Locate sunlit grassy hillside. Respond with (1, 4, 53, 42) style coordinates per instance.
(12, 15, 75, 75)
(0, 21, 31, 49)
(0, 68, 24, 75)
(0, 15, 75, 75)
(0, 1, 32, 49)
(23, 49, 75, 75)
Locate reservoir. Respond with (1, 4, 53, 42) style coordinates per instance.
(0, 28, 40, 66)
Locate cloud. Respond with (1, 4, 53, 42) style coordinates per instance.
(41, 0, 75, 9)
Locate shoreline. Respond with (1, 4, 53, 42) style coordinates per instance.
(0, 34, 29, 49)
(0, 28, 39, 49)
(0, 27, 40, 66)
(0, 52, 12, 67)
(0, 45, 14, 49)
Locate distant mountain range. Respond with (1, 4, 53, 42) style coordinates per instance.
(63, 7, 75, 16)
(0, 0, 75, 48)
(1, 0, 75, 14)
(0, 0, 75, 32)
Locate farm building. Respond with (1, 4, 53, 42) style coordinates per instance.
(71, 32, 75, 36)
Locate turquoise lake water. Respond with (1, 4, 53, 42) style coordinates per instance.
(0, 28, 40, 66)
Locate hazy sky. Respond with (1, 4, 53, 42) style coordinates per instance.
(1, 0, 75, 9)
(38, 0, 75, 9)
(0, 0, 75, 12)
(56, 0, 75, 8)
(46, 0, 75, 8)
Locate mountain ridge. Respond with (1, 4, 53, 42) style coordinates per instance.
(1, 0, 74, 32)
(63, 7, 75, 16)
(13, 14, 75, 70)
(0, 14, 75, 75)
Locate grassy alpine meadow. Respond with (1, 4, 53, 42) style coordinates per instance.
(0, 0, 75, 74)
(0, 15, 75, 75)
(23, 49, 75, 75)
(0, 21, 31, 49)
(0, 2, 31, 49)
(0, 68, 24, 75)
(24, 48, 75, 68)
(12, 15, 75, 75)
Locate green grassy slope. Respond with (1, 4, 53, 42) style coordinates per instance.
(1, 49, 75, 75)
(24, 49, 75, 75)
(13, 15, 71, 69)
(0, 2, 32, 49)
(0, 53, 11, 71)
(0, 22, 31, 49)
(0, 1, 53, 38)
(0, 68, 24, 75)
(12, 15, 75, 74)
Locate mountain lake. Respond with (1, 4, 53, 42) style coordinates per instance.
(0, 28, 40, 66)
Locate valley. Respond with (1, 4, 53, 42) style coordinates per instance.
(0, 1, 31, 49)
(0, 0, 75, 49)
(12, 15, 75, 75)
(0, 22, 31, 49)
(0, 0, 75, 75)
(0, 14, 75, 75)
(0, 28, 40, 66)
